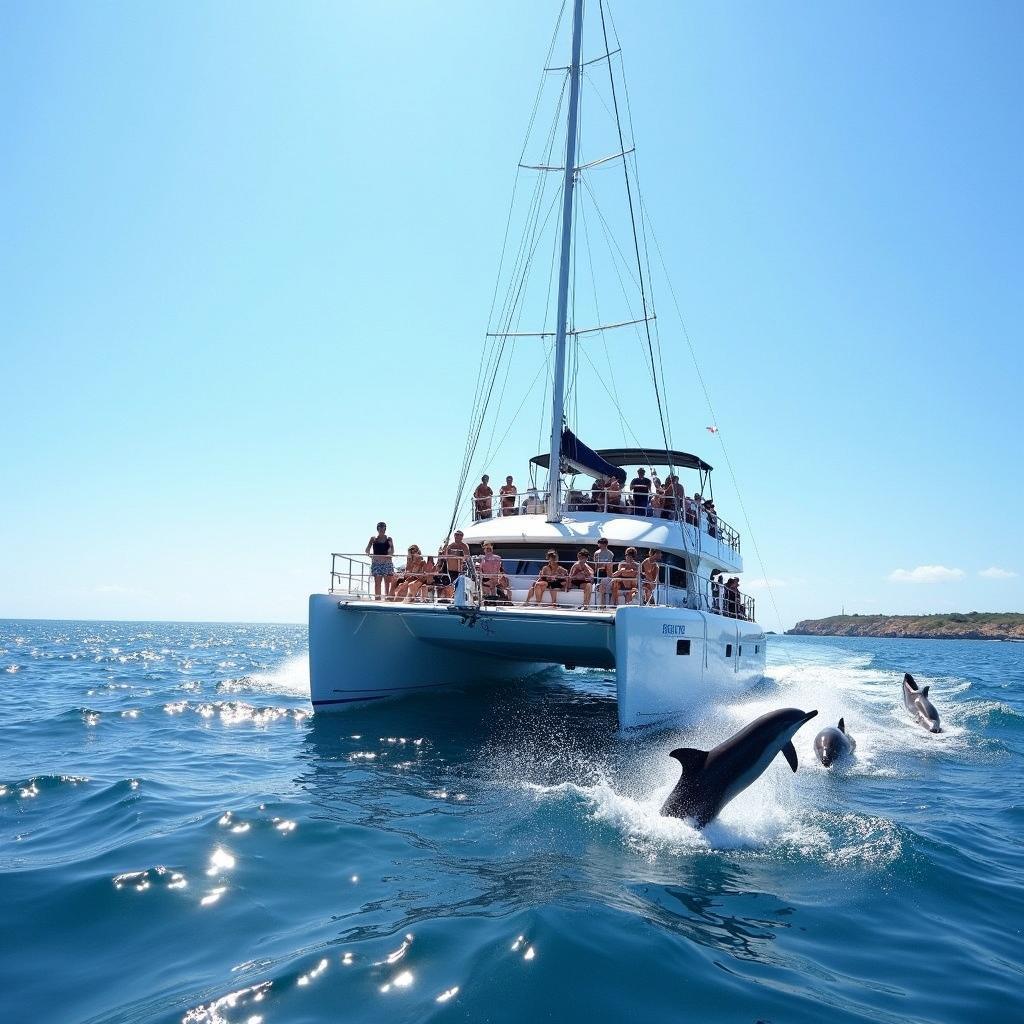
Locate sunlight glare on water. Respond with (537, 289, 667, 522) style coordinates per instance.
(0, 620, 1021, 1024)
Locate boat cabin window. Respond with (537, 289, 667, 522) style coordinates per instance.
(676, 639, 691, 656)
(725, 643, 733, 658)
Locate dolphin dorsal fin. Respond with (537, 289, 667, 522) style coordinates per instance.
(920, 685, 930, 698)
(670, 748, 708, 776)
(904, 673, 917, 689)
(838, 717, 846, 733)
(782, 740, 798, 772)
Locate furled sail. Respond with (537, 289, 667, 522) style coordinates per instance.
(559, 427, 627, 484)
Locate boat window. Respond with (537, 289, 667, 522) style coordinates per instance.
(676, 639, 691, 656)
(755, 644, 760, 654)
(738, 645, 742, 656)
(725, 644, 732, 658)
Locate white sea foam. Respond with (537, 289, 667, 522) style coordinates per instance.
(243, 655, 310, 696)
(518, 643, 978, 867)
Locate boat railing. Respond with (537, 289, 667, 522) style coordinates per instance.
(328, 552, 754, 620)
(468, 489, 740, 554)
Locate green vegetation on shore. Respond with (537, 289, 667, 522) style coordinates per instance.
(787, 612, 1024, 641)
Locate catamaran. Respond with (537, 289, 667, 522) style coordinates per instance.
(308, 0, 766, 728)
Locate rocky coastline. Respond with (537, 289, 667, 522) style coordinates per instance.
(786, 612, 1024, 642)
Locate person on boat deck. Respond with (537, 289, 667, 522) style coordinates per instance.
(650, 475, 664, 517)
(474, 475, 493, 520)
(593, 537, 615, 606)
(394, 545, 426, 601)
(493, 571, 512, 605)
(704, 499, 718, 538)
(710, 571, 723, 613)
(440, 531, 470, 599)
(630, 468, 652, 514)
(662, 475, 684, 519)
(639, 549, 661, 605)
(365, 522, 396, 600)
(478, 542, 505, 602)
(567, 549, 595, 610)
(609, 547, 640, 605)
(403, 551, 436, 603)
(421, 553, 446, 602)
(608, 475, 626, 512)
(685, 492, 699, 526)
(523, 550, 569, 607)
(725, 576, 741, 618)
(499, 475, 518, 516)
(591, 477, 607, 512)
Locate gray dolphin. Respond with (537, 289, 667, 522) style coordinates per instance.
(903, 673, 941, 733)
(813, 718, 856, 767)
(660, 707, 819, 827)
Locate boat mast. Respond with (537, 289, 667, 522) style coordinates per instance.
(545, 0, 584, 523)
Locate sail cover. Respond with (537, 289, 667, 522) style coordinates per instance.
(559, 428, 627, 484)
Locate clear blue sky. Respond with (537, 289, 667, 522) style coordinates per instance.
(2, 1, 1021, 628)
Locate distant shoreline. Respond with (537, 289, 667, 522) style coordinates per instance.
(786, 612, 1024, 641)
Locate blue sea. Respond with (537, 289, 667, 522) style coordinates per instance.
(2, 620, 1021, 1024)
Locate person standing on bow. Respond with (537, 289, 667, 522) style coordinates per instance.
(473, 475, 493, 520)
(365, 522, 395, 600)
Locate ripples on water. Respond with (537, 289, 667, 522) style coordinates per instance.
(1, 620, 1021, 1023)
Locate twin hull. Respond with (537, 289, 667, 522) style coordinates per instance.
(309, 594, 765, 729)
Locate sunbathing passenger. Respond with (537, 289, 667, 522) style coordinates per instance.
(524, 550, 568, 607)
(567, 549, 595, 610)
(393, 545, 426, 600)
(478, 542, 504, 602)
(639, 549, 661, 605)
(404, 552, 436, 603)
(610, 547, 640, 605)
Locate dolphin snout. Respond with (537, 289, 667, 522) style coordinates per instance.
(802, 709, 819, 723)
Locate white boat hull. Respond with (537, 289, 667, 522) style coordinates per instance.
(309, 593, 765, 728)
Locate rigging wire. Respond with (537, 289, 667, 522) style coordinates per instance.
(596, 0, 673, 479)
(644, 202, 785, 632)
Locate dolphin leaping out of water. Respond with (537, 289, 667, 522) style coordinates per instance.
(660, 707, 819, 828)
(903, 673, 941, 733)
(813, 718, 856, 767)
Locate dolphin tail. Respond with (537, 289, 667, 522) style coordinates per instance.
(838, 717, 846, 733)
(782, 740, 798, 772)
(669, 748, 708, 777)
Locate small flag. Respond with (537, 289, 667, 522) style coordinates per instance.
(706, 425, 719, 434)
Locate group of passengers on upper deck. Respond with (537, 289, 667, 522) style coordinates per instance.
(471, 470, 720, 535)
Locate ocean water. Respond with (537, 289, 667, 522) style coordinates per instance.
(1, 621, 1022, 1024)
